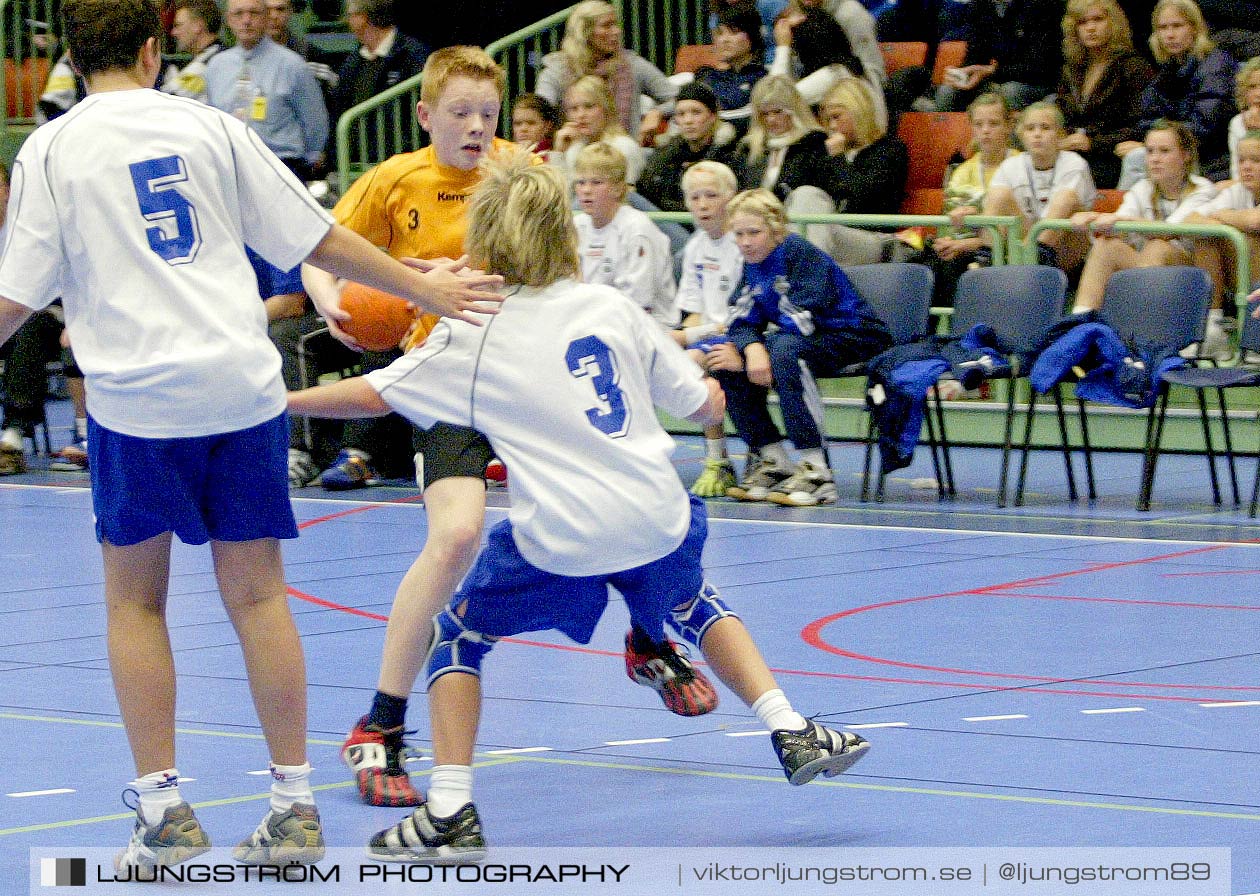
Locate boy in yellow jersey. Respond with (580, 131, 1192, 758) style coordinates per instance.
(301, 45, 515, 809)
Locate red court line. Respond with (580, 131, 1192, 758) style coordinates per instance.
(983, 592, 1260, 612)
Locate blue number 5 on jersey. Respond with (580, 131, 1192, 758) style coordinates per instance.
(129, 155, 202, 265)
(566, 335, 630, 438)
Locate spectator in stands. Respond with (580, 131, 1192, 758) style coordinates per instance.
(708, 0, 786, 63)
(161, 0, 224, 103)
(811, 0, 885, 87)
(1189, 132, 1260, 354)
(553, 74, 648, 185)
(327, 0, 429, 158)
(1116, 0, 1237, 186)
(1227, 57, 1260, 181)
(511, 93, 562, 153)
(692, 2, 768, 136)
(933, 0, 1064, 112)
(983, 100, 1097, 271)
(206, 0, 329, 180)
(1070, 121, 1219, 347)
(574, 142, 678, 327)
(1057, 0, 1155, 189)
(536, 0, 677, 142)
(36, 54, 86, 124)
(265, 0, 308, 57)
(769, 2, 887, 131)
(733, 75, 830, 202)
(708, 189, 891, 506)
(638, 81, 742, 213)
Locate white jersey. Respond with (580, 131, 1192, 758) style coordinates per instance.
(674, 229, 742, 327)
(0, 89, 333, 438)
(1116, 175, 1218, 253)
(1228, 114, 1246, 182)
(364, 279, 708, 576)
(1201, 180, 1259, 214)
(990, 150, 1096, 222)
(576, 204, 678, 327)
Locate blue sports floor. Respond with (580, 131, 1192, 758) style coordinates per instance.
(2, 433, 1259, 894)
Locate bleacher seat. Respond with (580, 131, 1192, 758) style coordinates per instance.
(5, 57, 50, 120)
(899, 188, 945, 216)
(897, 111, 971, 190)
(673, 44, 720, 75)
(931, 41, 967, 86)
(1093, 189, 1124, 213)
(879, 42, 928, 76)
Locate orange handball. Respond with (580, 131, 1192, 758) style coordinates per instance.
(339, 282, 415, 351)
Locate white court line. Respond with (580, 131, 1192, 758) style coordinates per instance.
(963, 714, 1029, 722)
(724, 730, 769, 738)
(604, 738, 670, 746)
(1081, 707, 1145, 715)
(484, 746, 552, 755)
(845, 722, 909, 729)
(1199, 700, 1260, 708)
(7, 788, 74, 798)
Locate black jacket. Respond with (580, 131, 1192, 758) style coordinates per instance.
(328, 30, 430, 156)
(637, 123, 743, 212)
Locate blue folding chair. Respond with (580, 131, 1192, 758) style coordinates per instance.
(946, 265, 1067, 508)
(1142, 293, 1260, 515)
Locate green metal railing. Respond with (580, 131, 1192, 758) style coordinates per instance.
(0, 0, 60, 130)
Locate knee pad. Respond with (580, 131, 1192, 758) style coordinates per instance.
(667, 581, 737, 649)
(423, 604, 498, 688)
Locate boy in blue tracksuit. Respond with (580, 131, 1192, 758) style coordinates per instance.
(706, 189, 891, 505)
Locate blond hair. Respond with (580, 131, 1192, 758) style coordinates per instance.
(573, 140, 630, 200)
(1062, 0, 1134, 67)
(818, 77, 883, 148)
(564, 74, 629, 140)
(726, 188, 789, 242)
(466, 146, 578, 289)
(682, 160, 738, 198)
(1017, 100, 1066, 136)
(1236, 57, 1260, 111)
(420, 45, 506, 107)
(740, 74, 821, 164)
(1149, 0, 1215, 64)
(559, 0, 619, 78)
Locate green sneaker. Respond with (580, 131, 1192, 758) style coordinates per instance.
(233, 803, 325, 865)
(690, 458, 736, 497)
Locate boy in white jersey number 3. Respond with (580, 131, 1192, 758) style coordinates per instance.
(289, 148, 871, 861)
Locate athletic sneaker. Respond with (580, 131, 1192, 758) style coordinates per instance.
(690, 458, 736, 498)
(233, 803, 325, 865)
(319, 448, 379, 490)
(767, 461, 838, 506)
(725, 455, 790, 501)
(343, 716, 423, 807)
(288, 448, 320, 489)
(624, 631, 718, 716)
(367, 802, 486, 863)
(0, 446, 25, 476)
(771, 720, 870, 785)
(49, 440, 88, 472)
(114, 794, 211, 876)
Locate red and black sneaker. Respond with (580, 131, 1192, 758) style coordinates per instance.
(624, 631, 718, 716)
(342, 716, 424, 807)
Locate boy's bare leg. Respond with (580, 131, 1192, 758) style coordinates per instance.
(376, 476, 484, 698)
(427, 671, 482, 767)
(104, 533, 176, 775)
(1073, 239, 1137, 311)
(694, 616, 778, 705)
(212, 537, 307, 766)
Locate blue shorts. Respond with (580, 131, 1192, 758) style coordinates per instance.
(88, 413, 298, 546)
(456, 495, 708, 645)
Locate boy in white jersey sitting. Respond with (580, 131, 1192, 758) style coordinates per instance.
(573, 141, 678, 328)
(0, 0, 502, 874)
(288, 148, 871, 862)
(672, 160, 744, 497)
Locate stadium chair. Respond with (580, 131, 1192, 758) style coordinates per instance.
(897, 111, 971, 191)
(673, 44, 720, 74)
(880, 41, 928, 76)
(931, 41, 967, 86)
(899, 188, 944, 216)
(943, 265, 1067, 507)
(834, 263, 942, 501)
(1134, 273, 1247, 512)
(1093, 189, 1124, 213)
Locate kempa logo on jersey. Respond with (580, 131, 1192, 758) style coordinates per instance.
(436, 191, 470, 202)
(39, 858, 85, 887)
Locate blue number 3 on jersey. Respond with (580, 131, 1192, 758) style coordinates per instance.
(566, 335, 630, 438)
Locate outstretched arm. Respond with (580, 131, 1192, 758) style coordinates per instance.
(287, 376, 391, 419)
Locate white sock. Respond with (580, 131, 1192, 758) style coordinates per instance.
(0, 427, 21, 452)
(751, 689, 807, 733)
(704, 438, 728, 461)
(132, 768, 184, 826)
(426, 765, 473, 818)
(799, 448, 828, 469)
(269, 762, 314, 813)
(1070, 304, 1092, 315)
(759, 441, 790, 467)
(74, 417, 88, 442)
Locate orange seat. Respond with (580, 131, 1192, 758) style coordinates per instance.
(931, 41, 968, 86)
(899, 188, 945, 216)
(5, 56, 51, 119)
(673, 44, 721, 75)
(897, 111, 972, 190)
(880, 41, 928, 76)
(1093, 188, 1124, 213)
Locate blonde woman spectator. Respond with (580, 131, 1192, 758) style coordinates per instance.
(733, 75, 829, 203)
(1071, 120, 1218, 334)
(554, 75, 648, 186)
(1057, 0, 1154, 188)
(1228, 57, 1260, 181)
(535, 0, 676, 142)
